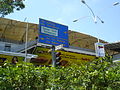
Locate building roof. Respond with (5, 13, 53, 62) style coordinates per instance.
(0, 18, 107, 51)
(105, 42, 120, 52)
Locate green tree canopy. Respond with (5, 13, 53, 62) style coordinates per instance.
(0, 0, 25, 17)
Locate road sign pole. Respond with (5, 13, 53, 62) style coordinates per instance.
(52, 45, 56, 67)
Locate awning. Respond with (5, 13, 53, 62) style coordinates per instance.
(0, 51, 38, 58)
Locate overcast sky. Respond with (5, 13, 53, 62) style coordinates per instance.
(6, 0, 120, 43)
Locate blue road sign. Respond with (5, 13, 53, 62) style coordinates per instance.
(39, 18, 69, 48)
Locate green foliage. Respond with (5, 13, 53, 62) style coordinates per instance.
(0, 56, 120, 90)
(0, 0, 25, 17)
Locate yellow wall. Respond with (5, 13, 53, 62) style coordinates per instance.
(32, 47, 96, 66)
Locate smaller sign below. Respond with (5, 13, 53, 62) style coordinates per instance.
(55, 44, 63, 51)
(48, 44, 63, 52)
(95, 42, 105, 57)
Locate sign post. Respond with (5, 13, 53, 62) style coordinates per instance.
(51, 45, 56, 67)
(38, 18, 69, 67)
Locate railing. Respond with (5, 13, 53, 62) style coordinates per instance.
(0, 40, 37, 52)
(13, 40, 37, 52)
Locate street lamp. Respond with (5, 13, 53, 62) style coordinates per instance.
(80, 0, 104, 23)
(113, 2, 119, 6)
(97, 16, 104, 23)
(81, 0, 95, 19)
(73, 0, 104, 43)
(73, 16, 89, 22)
(73, 15, 104, 23)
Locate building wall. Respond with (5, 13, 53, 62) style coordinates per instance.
(0, 18, 38, 43)
(0, 18, 107, 50)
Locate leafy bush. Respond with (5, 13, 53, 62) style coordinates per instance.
(0, 56, 120, 90)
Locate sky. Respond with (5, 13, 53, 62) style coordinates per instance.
(6, 0, 120, 43)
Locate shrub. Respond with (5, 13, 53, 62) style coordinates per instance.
(0, 56, 120, 90)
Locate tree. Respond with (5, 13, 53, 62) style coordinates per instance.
(0, 0, 25, 17)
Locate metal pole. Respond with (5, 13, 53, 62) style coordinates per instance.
(81, 0, 96, 22)
(52, 45, 56, 67)
(51, 46, 56, 90)
(84, 3, 96, 19)
(97, 38, 100, 43)
(25, 21, 28, 62)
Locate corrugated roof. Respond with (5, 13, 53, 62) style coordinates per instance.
(105, 42, 120, 52)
